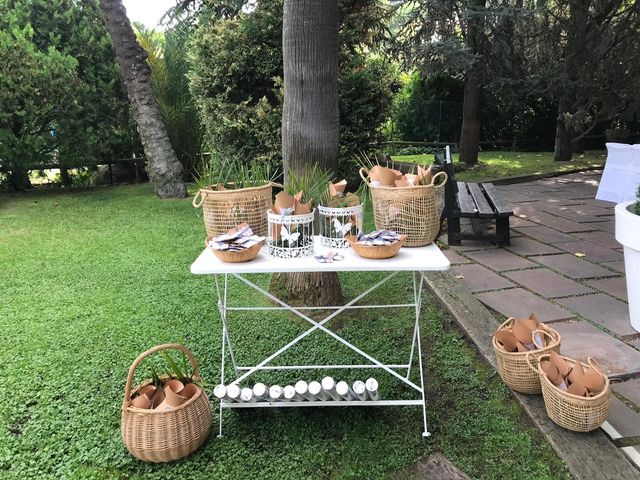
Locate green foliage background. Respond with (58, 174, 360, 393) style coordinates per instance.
(0, 0, 138, 189)
(189, 0, 398, 183)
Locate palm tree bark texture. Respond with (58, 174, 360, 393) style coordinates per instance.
(271, 0, 343, 307)
(99, 0, 187, 198)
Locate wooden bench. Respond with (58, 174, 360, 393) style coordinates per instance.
(434, 153, 513, 247)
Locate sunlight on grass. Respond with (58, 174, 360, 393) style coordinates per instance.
(391, 151, 606, 182)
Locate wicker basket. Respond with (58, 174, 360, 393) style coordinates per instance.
(359, 168, 447, 247)
(345, 234, 407, 259)
(192, 183, 273, 237)
(121, 344, 212, 463)
(205, 236, 264, 263)
(529, 354, 611, 432)
(492, 318, 561, 394)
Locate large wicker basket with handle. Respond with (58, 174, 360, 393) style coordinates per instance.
(359, 168, 447, 246)
(492, 318, 561, 394)
(121, 344, 211, 463)
(529, 353, 611, 432)
(192, 183, 273, 237)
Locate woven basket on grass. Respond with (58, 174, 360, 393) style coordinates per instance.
(529, 353, 611, 432)
(192, 183, 273, 237)
(121, 344, 211, 463)
(359, 169, 447, 247)
(492, 318, 561, 394)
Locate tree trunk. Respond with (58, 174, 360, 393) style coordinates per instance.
(8, 167, 32, 191)
(99, 0, 186, 198)
(282, 0, 339, 173)
(554, 96, 573, 162)
(276, 0, 342, 307)
(459, 68, 482, 166)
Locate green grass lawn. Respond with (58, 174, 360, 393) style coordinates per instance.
(391, 150, 606, 182)
(0, 185, 571, 479)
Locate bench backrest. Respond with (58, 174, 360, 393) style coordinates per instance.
(433, 150, 458, 219)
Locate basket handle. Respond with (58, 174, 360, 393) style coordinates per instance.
(431, 171, 448, 190)
(192, 190, 206, 208)
(123, 343, 201, 408)
(532, 328, 554, 349)
(359, 167, 370, 184)
(587, 357, 605, 376)
(525, 351, 540, 374)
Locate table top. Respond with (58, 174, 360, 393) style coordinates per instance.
(191, 236, 450, 275)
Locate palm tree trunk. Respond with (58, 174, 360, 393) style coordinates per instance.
(281, 0, 339, 173)
(273, 0, 342, 307)
(99, 0, 187, 198)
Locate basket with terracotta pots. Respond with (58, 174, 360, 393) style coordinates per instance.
(121, 344, 211, 463)
(492, 314, 561, 394)
(528, 352, 611, 432)
(358, 159, 447, 247)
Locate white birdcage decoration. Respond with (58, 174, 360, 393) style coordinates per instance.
(318, 204, 363, 248)
(267, 209, 315, 258)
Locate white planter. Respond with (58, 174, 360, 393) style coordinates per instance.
(615, 201, 640, 332)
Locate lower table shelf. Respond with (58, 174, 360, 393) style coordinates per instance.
(221, 399, 424, 409)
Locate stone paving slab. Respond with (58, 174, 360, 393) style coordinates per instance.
(587, 277, 628, 302)
(556, 294, 635, 337)
(450, 264, 515, 293)
(584, 220, 616, 234)
(531, 253, 619, 279)
(476, 287, 573, 322)
(463, 248, 537, 272)
(506, 237, 562, 256)
(511, 206, 596, 233)
(551, 240, 624, 263)
(443, 249, 470, 265)
(505, 269, 593, 298)
(510, 216, 538, 228)
(601, 261, 626, 273)
(551, 203, 614, 221)
(514, 225, 579, 244)
(575, 231, 623, 250)
(392, 453, 471, 480)
(606, 396, 640, 443)
(550, 320, 640, 378)
(613, 379, 640, 407)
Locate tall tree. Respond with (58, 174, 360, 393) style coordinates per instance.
(534, 0, 640, 161)
(274, 0, 342, 306)
(99, 0, 187, 198)
(399, 0, 534, 165)
(281, 0, 339, 173)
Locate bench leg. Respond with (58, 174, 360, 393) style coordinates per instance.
(496, 217, 510, 247)
(448, 215, 461, 246)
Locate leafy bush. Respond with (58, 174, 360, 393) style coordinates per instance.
(0, 0, 138, 190)
(188, 0, 397, 176)
(636, 185, 640, 215)
(392, 72, 463, 143)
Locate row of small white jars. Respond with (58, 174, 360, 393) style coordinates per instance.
(267, 204, 363, 259)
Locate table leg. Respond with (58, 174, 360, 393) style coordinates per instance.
(415, 272, 430, 437)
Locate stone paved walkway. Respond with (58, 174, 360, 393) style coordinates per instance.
(439, 170, 640, 462)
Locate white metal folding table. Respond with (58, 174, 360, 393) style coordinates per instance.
(191, 237, 450, 437)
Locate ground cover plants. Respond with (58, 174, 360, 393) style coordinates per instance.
(0, 185, 571, 479)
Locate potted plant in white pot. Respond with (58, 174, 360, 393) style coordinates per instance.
(615, 186, 640, 332)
